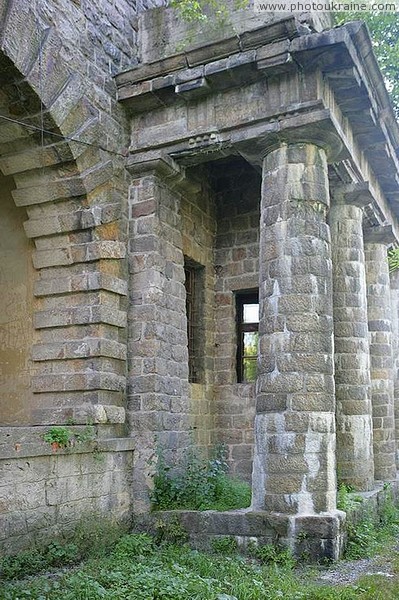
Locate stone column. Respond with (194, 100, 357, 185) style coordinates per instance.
(364, 226, 397, 481)
(329, 186, 374, 491)
(253, 142, 336, 515)
(390, 268, 399, 469)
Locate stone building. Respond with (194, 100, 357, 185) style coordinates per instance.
(1, 0, 399, 560)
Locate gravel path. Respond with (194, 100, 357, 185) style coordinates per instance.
(314, 552, 398, 586)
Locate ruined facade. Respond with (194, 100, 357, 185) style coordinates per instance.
(1, 0, 399, 560)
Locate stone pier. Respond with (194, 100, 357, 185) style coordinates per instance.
(364, 226, 397, 481)
(253, 142, 337, 517)
(329, 187, 374, 490)
(390, 268, 399, 469)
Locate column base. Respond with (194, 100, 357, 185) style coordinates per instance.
(290, 511, 346, 561)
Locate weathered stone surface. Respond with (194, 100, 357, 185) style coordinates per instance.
(253, 142, 336, 515)
(2, 0, 399, 560)
(390, 268, 399, 470)
(329, 197, 374, 491)
(365, 237, 397, 481)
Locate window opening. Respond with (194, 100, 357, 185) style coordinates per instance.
(184, 261, 204, 383)
(236, 291, 259, 383)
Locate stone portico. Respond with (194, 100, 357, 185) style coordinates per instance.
(1, 1, 399, 560)
(115, 8, 399, 559)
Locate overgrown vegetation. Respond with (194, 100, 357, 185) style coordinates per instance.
(337, 483, 399, 560)
(0, 515, 126, 581)
(169, 0, 247, 24)
(151, 445, 251, 511)
(388, 247, 399, 272)
(3, 527, 399, 599)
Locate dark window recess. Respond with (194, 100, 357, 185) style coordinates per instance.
(184, 262, 204, 383)
(236, 291, 259, 383)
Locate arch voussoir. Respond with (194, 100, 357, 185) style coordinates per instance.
(0, 5, 128, 432)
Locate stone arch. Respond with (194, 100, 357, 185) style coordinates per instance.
(0, 3, 128, 429)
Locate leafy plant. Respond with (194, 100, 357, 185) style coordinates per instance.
(169, 0, 247, 24)
(343, 486, 399, 560)
(345, 515, 379, 560)
(155, 516, 189, 545)
(112, 533, 155, 559)
(74, 424, 96, 443)
(0, 549, 48, 580)
(151, 444, 251, 511)
(210, 536, 238, 555)
(0, 516, 127, 581)
(248, 541, 296, 569)
(388, 248, 399, 272)
(42, 426, 72, 448)
(336, 483, 364, 512)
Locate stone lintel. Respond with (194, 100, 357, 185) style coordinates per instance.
(128, 106, 345, 171)
(332, 181, 374, 208)
(363, 224, 397, 246)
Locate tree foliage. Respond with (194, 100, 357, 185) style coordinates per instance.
(336, 11, 399, 117)
(169, 0, 246, 23)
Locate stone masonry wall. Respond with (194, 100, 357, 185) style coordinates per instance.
(0, 176, 36, 426)
(0, 433, 134, 554)
(180, 171, 216, 450)
(213, 159, 261, 482)
(127, 166, 196, 512)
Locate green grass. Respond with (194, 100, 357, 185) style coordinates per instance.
(2, 487, 399, 599)
(2, 531, 399, 600)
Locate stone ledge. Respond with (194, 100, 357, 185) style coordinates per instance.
(134, 508, 346, 561)
(134, 482, 399, 561)
(116, 16, 299, 88)
(0, 428, 135, 460)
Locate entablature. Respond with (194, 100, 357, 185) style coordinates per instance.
(116, 11, 399, 243)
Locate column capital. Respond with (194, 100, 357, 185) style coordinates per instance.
(363, 224, 397, 246)
(331, 182, 374, 208)
(233, 111, 345, 167)
(127, 152, 201, 196)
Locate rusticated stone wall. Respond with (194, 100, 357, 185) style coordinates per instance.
(0, 0, 160, 552)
